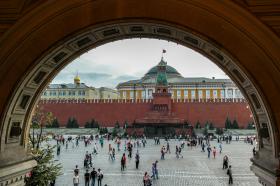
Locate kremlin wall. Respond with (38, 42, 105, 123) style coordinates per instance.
(39, 98, 253, 128)
(40, 58, 253, 130)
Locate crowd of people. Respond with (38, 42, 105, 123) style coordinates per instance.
(51, 133, 256, 186)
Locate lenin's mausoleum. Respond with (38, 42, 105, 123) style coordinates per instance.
(39, 58, 253, 134)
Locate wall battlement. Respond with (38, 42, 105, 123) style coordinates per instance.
(40, 98, 247, 104)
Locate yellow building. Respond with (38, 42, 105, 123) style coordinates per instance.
(117, 58, 243, 100)
(41, 75, 119, 100)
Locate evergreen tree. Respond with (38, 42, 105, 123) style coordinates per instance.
(93, 121, 99, 129)
(209, 122, 214, 130)
(123, 121, 129, 129)
(85, 119, 100, 128)
(115, 121, 120, 128)
(204, 121, 210, 129)
(225, 117, 232, 129)
(84, 121, 91, 128)
(25, 145, 62, 185)
(66, 117, 79, 128)
(232, 119, 239, 129)
(51, 118, 60, 128)
(195, 121, 201, 129)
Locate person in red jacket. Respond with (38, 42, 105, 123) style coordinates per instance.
(121, 153, 126, 171)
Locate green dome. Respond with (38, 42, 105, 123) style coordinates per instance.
(145, 65, 181, 76)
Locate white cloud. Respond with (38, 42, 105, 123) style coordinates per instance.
(52, 38, 228, 87)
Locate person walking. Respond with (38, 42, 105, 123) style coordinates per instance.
(66, 141, 68, 150)
(201, 142, 205, 152)
(154, 160, 159, 179)
(207, 145, 212, 158)
(97, 168, 103, 186)
(166, 142, 171, 154)
(160, 147, 165, 160)
(178, 147, 183, 158)
(74, 165, 79, 175)
(73, 172, 80, 186)
(112, 148, 115, 160)
(151, 163, 156, 179)
(90, 168, 97, 186)
(57, 145, 61, 156)
(143, 172, 152, 186)
(219, 143, 222, 154)
(121, 153, 126, 171)
(135, 150, 140, 169)
(84, 169, 90, 186)
(227, 165, 233, 184)
(213, 146, 217, 159)
(223, 155, 229, 169)
(175, 145, 179, 159)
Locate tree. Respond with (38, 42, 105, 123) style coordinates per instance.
(27, 105, 61, 185)
(123, 121, 129, 129)
(195, 121, 201, 129)
(209, 122, 214, 130)
(46, 118, 60, 128)
(84, 119, 98, 128)
(51, 118, 60, 128)
(30, 105, 55, 149)
(225, 117, 232, 129)
(25, 144, 62, 185)
(232, 119, 239, 129)
(112, 127, 118, 137)
(204, 121, 210, 129)
(66, 117, 79, 128)
(115, 121, 120, 128)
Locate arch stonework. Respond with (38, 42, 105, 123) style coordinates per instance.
(0, 1, 280, 185)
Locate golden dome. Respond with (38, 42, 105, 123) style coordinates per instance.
(74, 75, 80, 84)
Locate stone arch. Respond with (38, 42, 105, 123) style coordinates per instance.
(0, 1, 280, 185)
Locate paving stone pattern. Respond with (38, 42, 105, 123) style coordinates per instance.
(54, 139, 260, 186)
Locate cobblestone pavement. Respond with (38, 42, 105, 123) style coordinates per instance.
(53, 138, 260, 186)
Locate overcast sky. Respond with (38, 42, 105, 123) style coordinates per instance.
(52, 38, 228, 88)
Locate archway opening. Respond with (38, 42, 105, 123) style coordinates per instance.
(1, 1, 279, 183)
(29, 38, 260, 184)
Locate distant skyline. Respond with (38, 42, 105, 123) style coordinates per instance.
(52, 38, 229, 88)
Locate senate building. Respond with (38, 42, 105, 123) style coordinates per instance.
(117, 57, 243, 100)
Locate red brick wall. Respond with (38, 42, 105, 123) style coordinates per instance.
(39, 99, 253, 128)
(172, 101, 252, 128)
